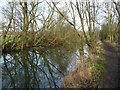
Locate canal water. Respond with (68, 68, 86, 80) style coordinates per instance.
(1, 46, 83, 88)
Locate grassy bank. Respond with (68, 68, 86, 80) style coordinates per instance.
(62, 41, 105, 88)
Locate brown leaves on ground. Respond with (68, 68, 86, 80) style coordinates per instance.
(62, 60, 97, 88)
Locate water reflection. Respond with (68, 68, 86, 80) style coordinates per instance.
(1, 47, 79, 88)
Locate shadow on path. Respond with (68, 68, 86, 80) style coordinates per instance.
(103, 41, 119, 88)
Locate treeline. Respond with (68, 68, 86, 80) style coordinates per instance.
(99, 1, 119, 44)
(1, 1, 119, 55)
(100, 23, 118, 43)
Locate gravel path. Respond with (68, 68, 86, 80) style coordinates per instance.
(103, 41, 119, 88)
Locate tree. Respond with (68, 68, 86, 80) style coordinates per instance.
(112, 0, 120, 54)
(1, 1, 43, 49)
(51, 1, 101, 59)
(100, 1, 118, 43)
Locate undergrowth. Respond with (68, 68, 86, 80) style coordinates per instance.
(62, 41, 105, 88)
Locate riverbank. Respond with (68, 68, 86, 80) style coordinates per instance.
(62, 41, 105, 88)
(2, 30, 81, 53)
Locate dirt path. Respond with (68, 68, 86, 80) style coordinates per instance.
(103, 41, 119, 88)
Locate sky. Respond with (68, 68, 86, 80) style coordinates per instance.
(0, 0, 118, 31)
(0, 0, 7, 22)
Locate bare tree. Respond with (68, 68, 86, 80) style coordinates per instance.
(51, 1, 101, 58)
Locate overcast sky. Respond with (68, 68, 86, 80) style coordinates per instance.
(0, 0, 118, 31)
